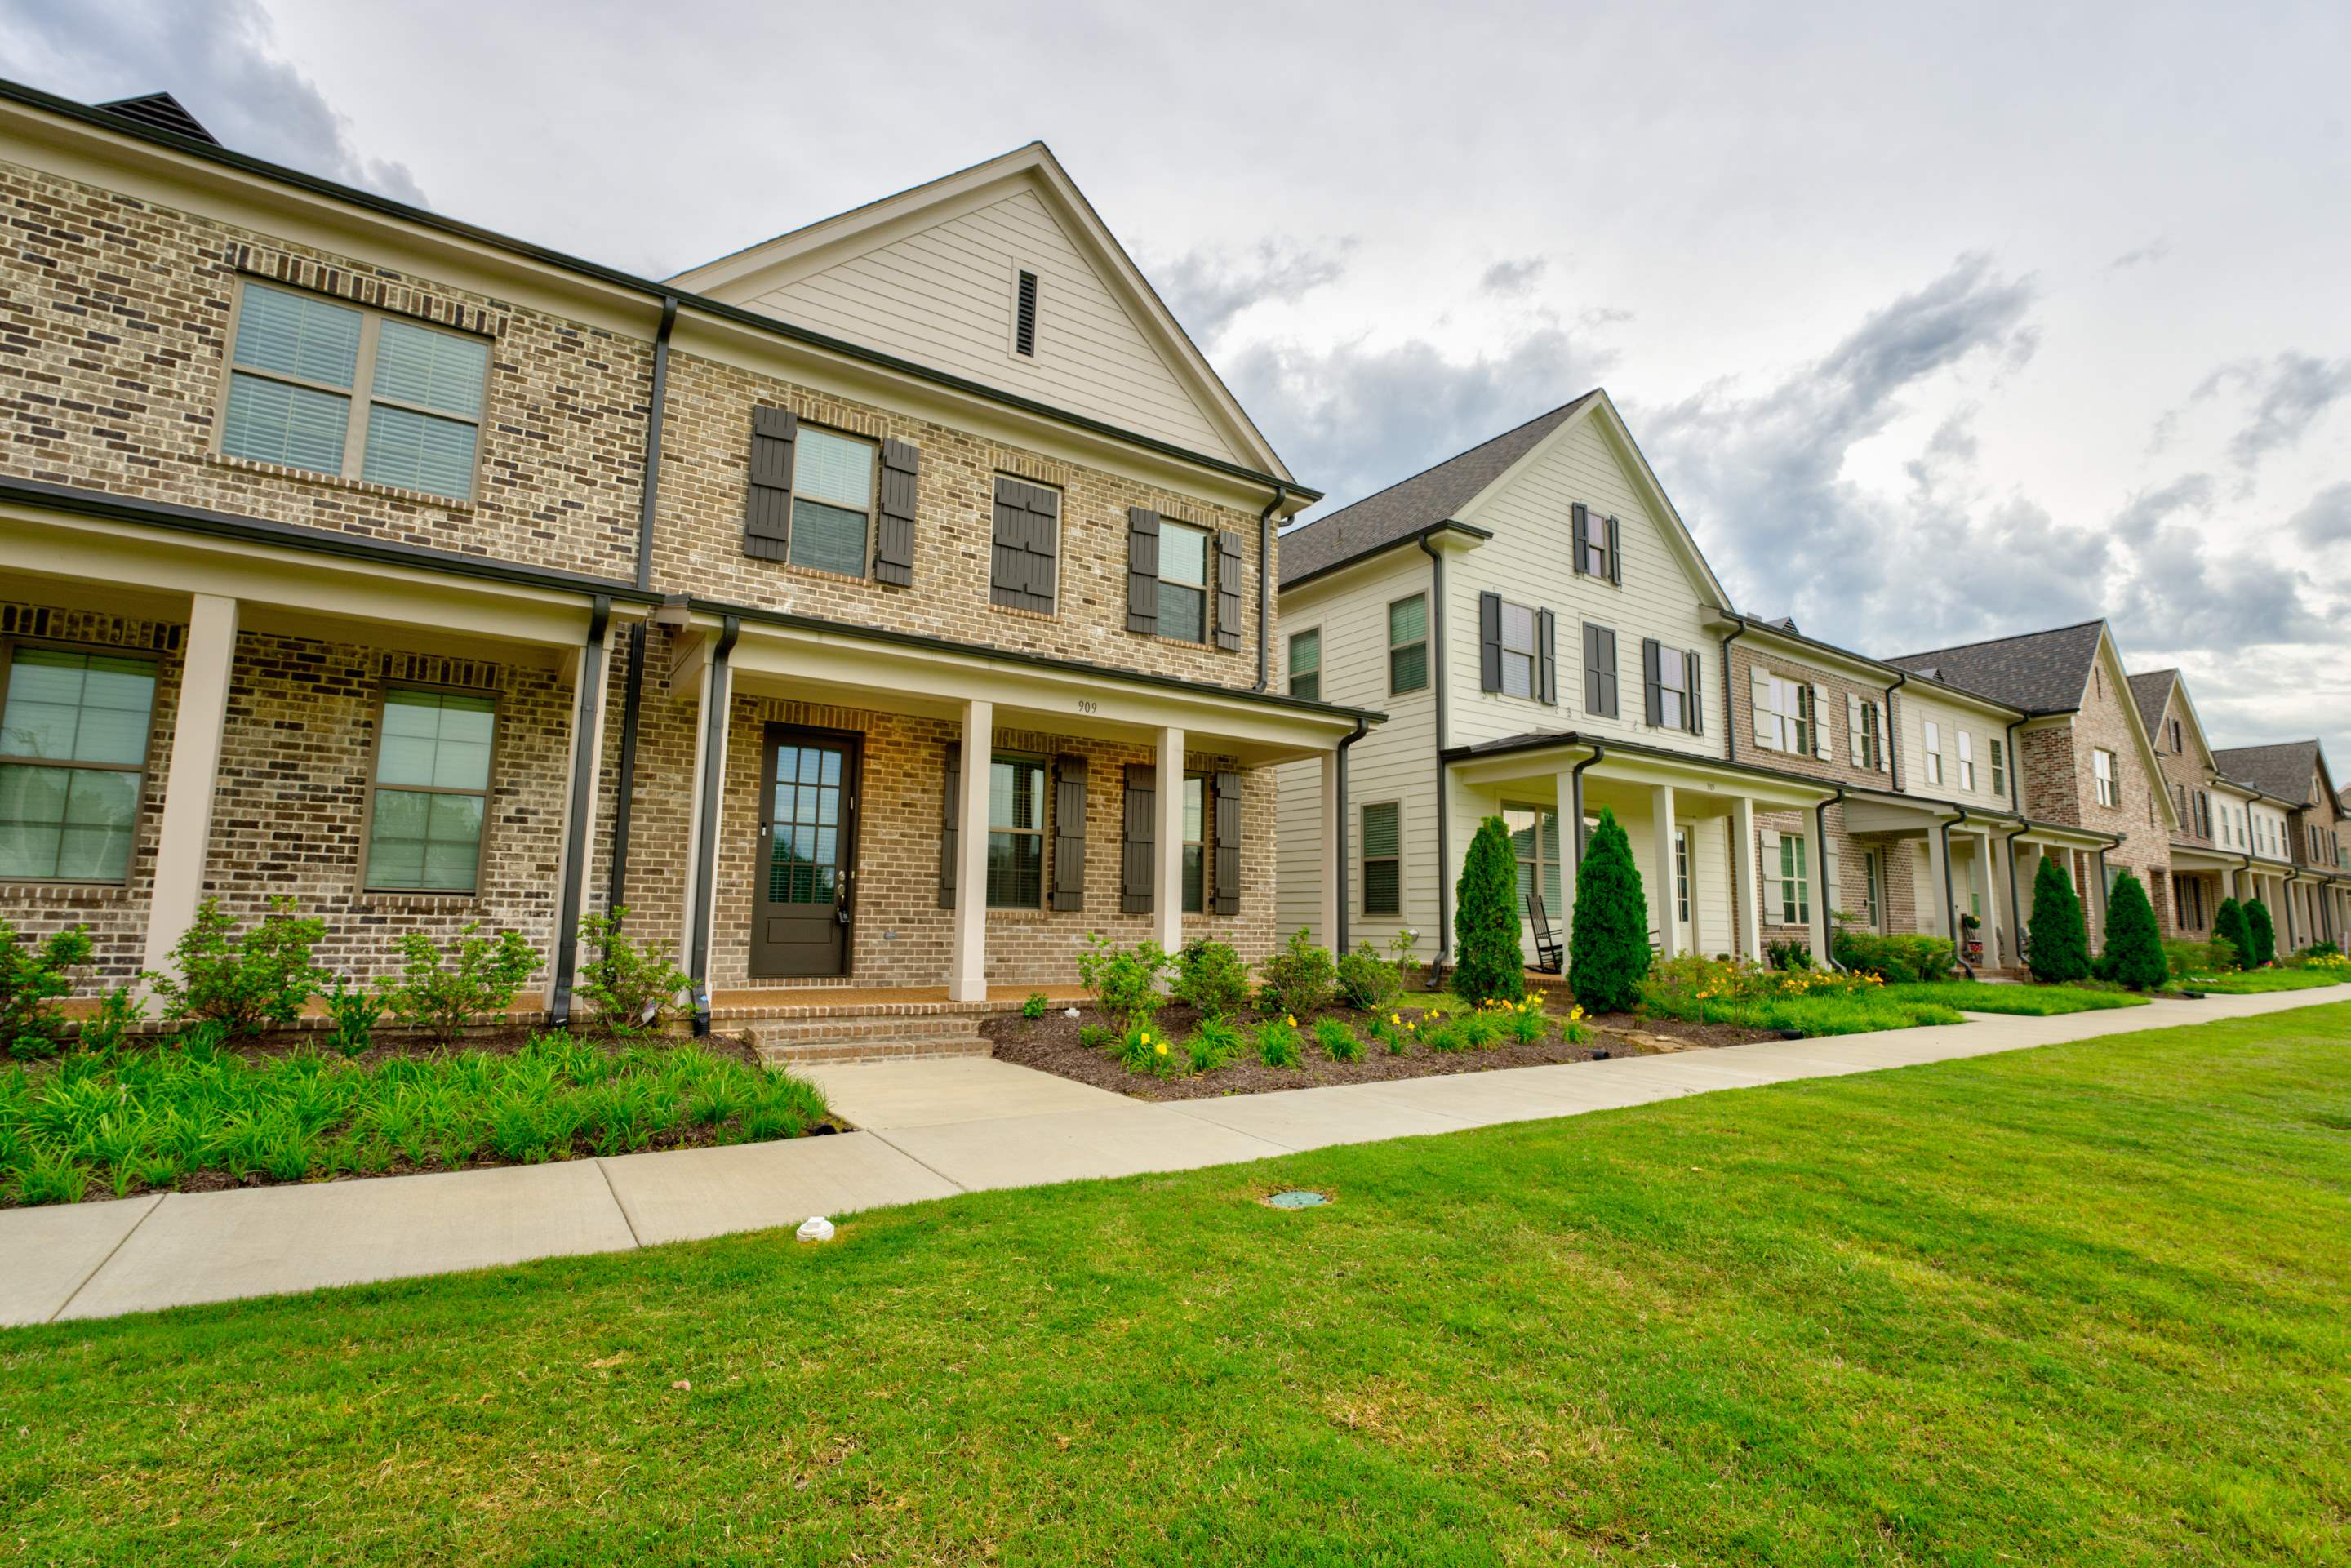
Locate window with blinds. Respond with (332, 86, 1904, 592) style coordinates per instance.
(1388, 595, 1428, 695)
(0, 646, 156, 882)
(1362, 801, 1401, 917)
(1287, 628, 1321, 702)
(365, 687, 496, 893)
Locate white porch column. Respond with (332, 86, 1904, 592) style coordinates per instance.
(947, 698, 994, 1002)
(1923, 825, 1950, 939)
(545, 626, 611, 1011)
(1650, 784, 1678, 960)
(1318, 748, 1340, 950)
(677, 655, 733, 984)
(1989, 832, 2015, 966)
(1731, 795, 1762, 962)
(1154, 726, 1185, 956)
(140, 593, 238, 984)
(1556, 767, 1582, 946)
(1967, 832, 1993, 958)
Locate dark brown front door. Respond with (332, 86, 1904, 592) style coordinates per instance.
(753, 726, 860, 978)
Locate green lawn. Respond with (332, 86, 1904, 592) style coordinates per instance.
(1878, 979, 2152, 1015)
(7, 1005, 2349, 1564)
(2182, 967, 2350, 995)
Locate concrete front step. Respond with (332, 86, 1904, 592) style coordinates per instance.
(748, 1014, 993, 1066)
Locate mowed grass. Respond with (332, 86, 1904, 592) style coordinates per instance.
(1878, 979, 2153, 1015)
(6, 1006, 2350, 1565)
(2184, 966, 2350, 995)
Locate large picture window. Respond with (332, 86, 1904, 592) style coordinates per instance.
(789, 426, 878, 578)
(220, 282, 489, 502)
(1158, 522, 1210, 642)
(986, 754, 1047, 909)
(366, 687, 495, 893)
(0, 646, 155, 882)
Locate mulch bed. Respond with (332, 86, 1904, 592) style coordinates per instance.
(981, 997, 1779, 1102)
(33, 1024, 763, 1073)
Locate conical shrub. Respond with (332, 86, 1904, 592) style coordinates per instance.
(2027, 854, 2091, 983)
(2211, 896, 2250, 971)
(2096, 870, 2167, 990)
(1451, 815, 1527, 1005)
(1569, 808, 1651, 1014)
(2245, 899, 2277, 966)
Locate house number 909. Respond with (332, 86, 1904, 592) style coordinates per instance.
(1076, 700, 1100, 714)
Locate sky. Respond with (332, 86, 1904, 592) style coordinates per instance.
(5, 0, 2348, 779)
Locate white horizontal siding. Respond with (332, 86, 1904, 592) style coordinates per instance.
(1897, 691, 2015, 808)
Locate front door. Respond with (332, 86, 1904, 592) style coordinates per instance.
(753, 726, 860, 978)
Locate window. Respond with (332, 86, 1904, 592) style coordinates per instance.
(1863, 849, 1882, 929)
(1655, 648, 1689, 730)
(1759, 675, 1809, 753)
(1576, 505, 1611, 577)
(1674, 828, 1691, 923)
(2193, 790, 2210, 838)
(789, 426, 878, 578)
(1504, 802, 1562, 924)
(1923, 720, 1944, 784)
(1362, 802, 1401, 917)
(220, 281, 488, 502)
(1958, 731, 1975, 792)
(1158, 522, 1210, 642)
(1498, 600, 1537, 699)
(985, 755, 1047, 908)
(366, 687, 495, 893)
(1287, 628, 1321, 702)
(1777, 833, 1810, 925)
(1860, 700, 1883, 770)
(1389, 595, 1428, 694)
(2092, 748, 2118, 808)
(2169, 718, 2183, 753)
(1012, 269, 1039, 357)
(1990, 737, 2006, 797)
(0, 646, 155, 882)
(1181, 775, 1207, 914)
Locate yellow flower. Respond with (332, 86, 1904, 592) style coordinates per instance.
(1286, 1015, 1296, 1027)
(1390, 1013, 1402, 1024)
(1155, 1042, 1167, 1056)
(1141, 1031, 1151, 1045)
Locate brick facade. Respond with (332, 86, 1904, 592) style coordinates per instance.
(2015, 657, 2172, 940)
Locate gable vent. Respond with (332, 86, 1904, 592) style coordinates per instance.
(1013, 269, 1039, 357)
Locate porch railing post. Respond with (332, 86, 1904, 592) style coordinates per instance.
(140, 593, 239, 990)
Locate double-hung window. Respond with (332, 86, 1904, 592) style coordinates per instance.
(985, 754, 1047, 909)
(1923, 721, 1944, 784)
(0, 647, 155, 882)
(1863, 849, 1882, 928)
(1158, 522, 1211, 642)
(1656, 651, 1689, 731)
(1287, 628, 1322, 702)
(1181, 775, 1207, 914)
(1498, 600, 1538, 699)
(1389, 596, 1429, 694)
(221, 282, 489, 502)
(1504, 802, 1562, 923)
(1760, 675, 1809, 753)
(2092, 748, 2118, 808)
(1777, 833, 1810, 925)
(789, 426, 878, 578)
(1859, 700, 1883, 769)
(1362, 802, 1401, 917)
(367, 688, 496, 893)
(1958, 731, 1975, 792)
(1990, 737, 2006, 797)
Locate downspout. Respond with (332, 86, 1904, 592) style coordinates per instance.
(1940, 806, 1973, 979)
(546, 594, 611, 1028)
(1253, 484, 1284, 691)
(605, 295, 677, 918)
(1417, 532, 1451, 985)
(1816, 785, 1847, 970)
(1718, 617, 1749, 765)
(1570, 744, 1605, 866)
(1333, 717, 1369, 953)
(1885, 672, 1910, 791)
(687, 615, 740, 1037)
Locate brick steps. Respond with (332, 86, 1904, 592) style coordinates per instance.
(748, 1011, 993, 1066)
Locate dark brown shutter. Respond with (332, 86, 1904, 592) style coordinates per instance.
(1536, 609, 1557, 704)
(1122, 764, 1155, 913)
(992, 478, 1060, 613)
(1126, 509, 1160, 634)
(743, 406, 796, 562)
(873, 438, 918, 585)
(1212, 770, 1242, 915)
(1605, 515, 1622, 584)
(1213, 530, 1244, 651)
(1642, 637, 1664, 726)
(938, 741, 960, 908)
(1584, 623, 1618, 717)
(1478, 591, 1502, 692)
(1571, 501, 1589, 575)
(1685, 649, 1704, 735)
(1051, 753, 1087, 912)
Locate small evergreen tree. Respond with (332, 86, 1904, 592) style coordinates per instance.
(2210, 897, 2250, 971)
(1451, 815, 1526, 1004)
(2096, 870, 2167, 990)
(1568, 808, 1651, 1014)
(2244, 898, 2277, 966)
(2026, 855, 2091, 983)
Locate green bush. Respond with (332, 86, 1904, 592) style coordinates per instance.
(2, 919, 95, 1062)
(1451, 815, 1527, 1005)
(1832, 931, 1956, 984)
(1335, 942, 1402, 1011)
(1568, 808, 1651, 1014)
(1763, 940, 1813, 971)
(1171, 938, 1252, 1018)
(1255, 1017, 1301, 1068)
(386, 923, 540, 1042)
(1078, 1024, 1118, 1051)
(1117, 1022, 1180, 1077)
(1256, 928, 1335, 1017)
(2163, 936, 2234, 977)
(321, 978, 384, 1059)
(2095, 871, 2168, 991)
(149, 898, 325, 1037)
(2244, 899, 2277, 966)
(1312, 1015, 1363, 1062)
(2026, 858, 2091, 984)
(2211, 899, 2252, 972)
(576, 908, 689, 1034)
(1077, 933, 1171, 1027)
(1187, 1017, 1243, 1073)
(1021, 992, 1051, 1020)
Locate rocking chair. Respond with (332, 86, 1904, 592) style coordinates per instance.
(1525, 891, 1564, 974)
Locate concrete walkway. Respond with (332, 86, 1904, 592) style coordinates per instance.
(4, 988, 2336, 1326)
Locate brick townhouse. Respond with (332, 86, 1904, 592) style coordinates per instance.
(0, 83, 1379, 1033)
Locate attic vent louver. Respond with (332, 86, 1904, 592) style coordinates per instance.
(1014, 270, 1038, 357)
(95, 91, 220, 145)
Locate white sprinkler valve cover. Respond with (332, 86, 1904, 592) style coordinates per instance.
(796, 1215, 836, 1242)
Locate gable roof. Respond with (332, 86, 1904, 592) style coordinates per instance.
(95, 91, 217, 144)
(2213, 740, 2331, 806)
(666, 142, 1295, 486)
(1887, 620, 2106, 714)
(2126, 669, 2176, 739)
(1277, 394, 1596, 585)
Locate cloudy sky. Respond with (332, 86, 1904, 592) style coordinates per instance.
(7, 0, 2348, 771)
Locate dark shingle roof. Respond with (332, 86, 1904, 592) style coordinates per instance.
(2212, 740, 2319, 806)
(1887, 620, 2106, 714)
(1278, 393, 1597, 585)
(95, 92, 219, 145)
(2126, 669, 2177, 740)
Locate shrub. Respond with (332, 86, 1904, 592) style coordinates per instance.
(2163, 936, 2235, 977)
(1255, 1017, 1302, 1068)
(1451, 815, 1527, 1005)
(321, 977, 384, 1059)
(385, 923, 540, 1042)
(1117, 1022, 1180, 1077)
(1833, 931, 1955, 984)
(2095, 871, 2168, 991)
(2, 919, 94, 1061)
(78, 985, 146, 1055)
(149, 898, 325, 1036)
(1187, 1016, 1243, 1073)
(2026, 857, 2091, 984)
(1312, 1015, 1363, 1062)
(1171, 938, 1252, 1019)
(1077, 933, 1171, 1027)
(2296, 940, 2342, 960)
(1568, 808, 1652, 1014)
(1020, 991, 1050, 1020)
(1335, 943, 1402, 1011)
(2244, 899, 2277, 967)
(1388, 929, 1424, 995)
(576, 908, 689, 1034)
(1078, 1023, 1118, 1051)
(1763, 940, 1814, 971)
(2211, 898, 2252, 972)
(1256, 928, 1335, 1017)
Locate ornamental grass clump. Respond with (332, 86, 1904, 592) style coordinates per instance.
(1117, 1023, 1181, 1077)
(2026, 857, 2091, 984)
(1451, 816, 1527, 1005)
(1367, 1014, 1409, 1055)
(1186, 1017, 1244, 1073)
(1569, 809, 1651, 1014)
(1255, 1017, 1302, 1068)
(1312, 1016, 1363, 1063)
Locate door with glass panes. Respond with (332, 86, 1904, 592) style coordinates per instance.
(753, 726, 861, 978)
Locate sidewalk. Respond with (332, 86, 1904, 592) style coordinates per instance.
(4, 989, 2335, 1327)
